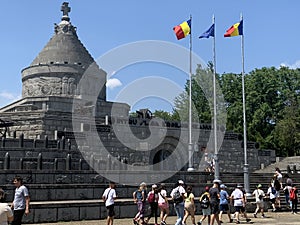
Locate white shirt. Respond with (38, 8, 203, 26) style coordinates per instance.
(102, 188, 116, 207)
(170, 186, 186, 198)
(231, 188, 244, 206)
(252, 189, 265, 203)
(13, 185, 29, 210)
(0, 203, 13, 225)
(158, 189, 167, 204)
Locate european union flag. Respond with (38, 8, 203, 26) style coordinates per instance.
(199, 24, 215, 39)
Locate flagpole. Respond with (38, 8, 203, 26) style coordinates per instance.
(240, 14, 250, 194)
(212, 15, 220, 180)
(188, 14, 194, 171)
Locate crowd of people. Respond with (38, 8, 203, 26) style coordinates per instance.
(127, 179, 254, 225)
(102, 168, 298, 225)
(0, 171, 298, 225)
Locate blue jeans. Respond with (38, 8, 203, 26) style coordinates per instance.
(174, 202, 184, 225)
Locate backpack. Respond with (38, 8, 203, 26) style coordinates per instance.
(148, 192, 155, 203)
(173, 189, 183, 204)
(290, 188, 296, 201)
(271, 187, 276, 195)
(274, 179, 281, 191)
(200, 193, 210, 209)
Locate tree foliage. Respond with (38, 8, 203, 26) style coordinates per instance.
(173, 65, 300, 156)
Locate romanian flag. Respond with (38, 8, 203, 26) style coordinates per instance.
(173, 19, 191, 40)
(224, 20, 243, 37)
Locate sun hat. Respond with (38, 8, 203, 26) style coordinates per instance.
(178, 180, 184, 184)
(220, 184, 227, 189)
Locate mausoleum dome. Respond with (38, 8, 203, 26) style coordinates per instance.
(21, 2, 106, 100)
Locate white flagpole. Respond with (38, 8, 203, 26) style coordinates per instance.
(240, 14, 250, 194)
(188, 15, 194, 171)
(212, 15, 220, 180)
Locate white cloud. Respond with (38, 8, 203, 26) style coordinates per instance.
(280, 60, 300, 69)
(0, 91, 21, 107)
(106, 78, 122, 90)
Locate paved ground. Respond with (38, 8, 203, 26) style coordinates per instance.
(26, 212, 300, 225)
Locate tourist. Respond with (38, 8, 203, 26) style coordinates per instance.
(252, 184, 265, 218)
(230, 184, 251, 224)
(219, 184, 232, 223)
(283, 182, 292, 209)
(209, 179, 221, 225)
(102, 181, 117, 225)
(274, 167, 283, 187)
(182, 185, 195, 225)
(145, 184, 159, 225)
(267, 183, 277, 211)
(197, 186, 211, 225)
(0, 188, 13, 225)
(11, 176, 30, 225)
(170, 180, 186, 225)
(158, 184, 169, 225)
(290, 184, 298, 214)
(133, 182, 147, 225)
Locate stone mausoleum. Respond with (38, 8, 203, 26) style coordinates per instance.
(0, 2, 277, 223)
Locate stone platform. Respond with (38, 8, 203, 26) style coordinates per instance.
(25, 212, 300, 225)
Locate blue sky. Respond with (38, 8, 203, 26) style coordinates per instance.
(0, 0, 299, 112)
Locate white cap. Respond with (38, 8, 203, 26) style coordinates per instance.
(178, 180, 184, 184)
(152, 184, 157, 188)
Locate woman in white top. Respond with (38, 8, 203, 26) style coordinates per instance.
(158, 184, 169, 225)
(0, 189, 13, 225)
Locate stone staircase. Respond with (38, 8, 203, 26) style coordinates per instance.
(254, 156, 300, 174)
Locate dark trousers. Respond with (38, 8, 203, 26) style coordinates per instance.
(291, 199, 298, 213)
(147, 202, 158, 224)
(12, 209, 25, 225)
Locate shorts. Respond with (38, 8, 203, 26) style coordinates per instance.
(234, 206, 245, 213)
(220, 204, 229, 212)
(106, 204, 115, 217)
(256, 201, 264, 209)
(202, 207, 211, 216)
(184, 202, 195, 216)
(210, 202, 220, 214)
(270, 198, 276, 204)
(159, 202, 169, 210)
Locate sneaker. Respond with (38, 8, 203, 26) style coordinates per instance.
(253, 213, 257, 218)
(230, 219, 233, 223)
(261, 214, 265, 218)
(236, 221, 240, 224)
(246, 218, 251, 222)
(133, 219, 138, 225)
(161, 221, 166, 225)
(197, 221, 202, 225)
(220, 220, 223, 223)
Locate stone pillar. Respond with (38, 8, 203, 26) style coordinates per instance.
(54, 158, 58, 170)
(19, 133, 24, 148)
(37, 153, 42, 170)
(1, 137, 5, 148)
(62, 137, 65, 150)
(44, 135, 48, 148)
(66, 154, 71, 170)
(4, 152, 10, 170)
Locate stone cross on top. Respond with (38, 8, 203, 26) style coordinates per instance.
(61, 2, 71, 21)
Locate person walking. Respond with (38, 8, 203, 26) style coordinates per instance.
(219, 184, 232, 223)
(11, 176, 30, 225)
(133, 182, 147, 225)
(289, 184, 298, 214)
(209, 180, 221, 225)
(158, 184, 169, 225)
(252, 184, 265, 218)
(102, 181, 117, 225)
(145, 184, 159, 225)
(197, 186, 211, 225)
(182, 186, 196, 225)
(170, 180, 186, 225)
(267, 183, 277, 211)
(230, 184, 251, 224)
(0, 188, 13, 225)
